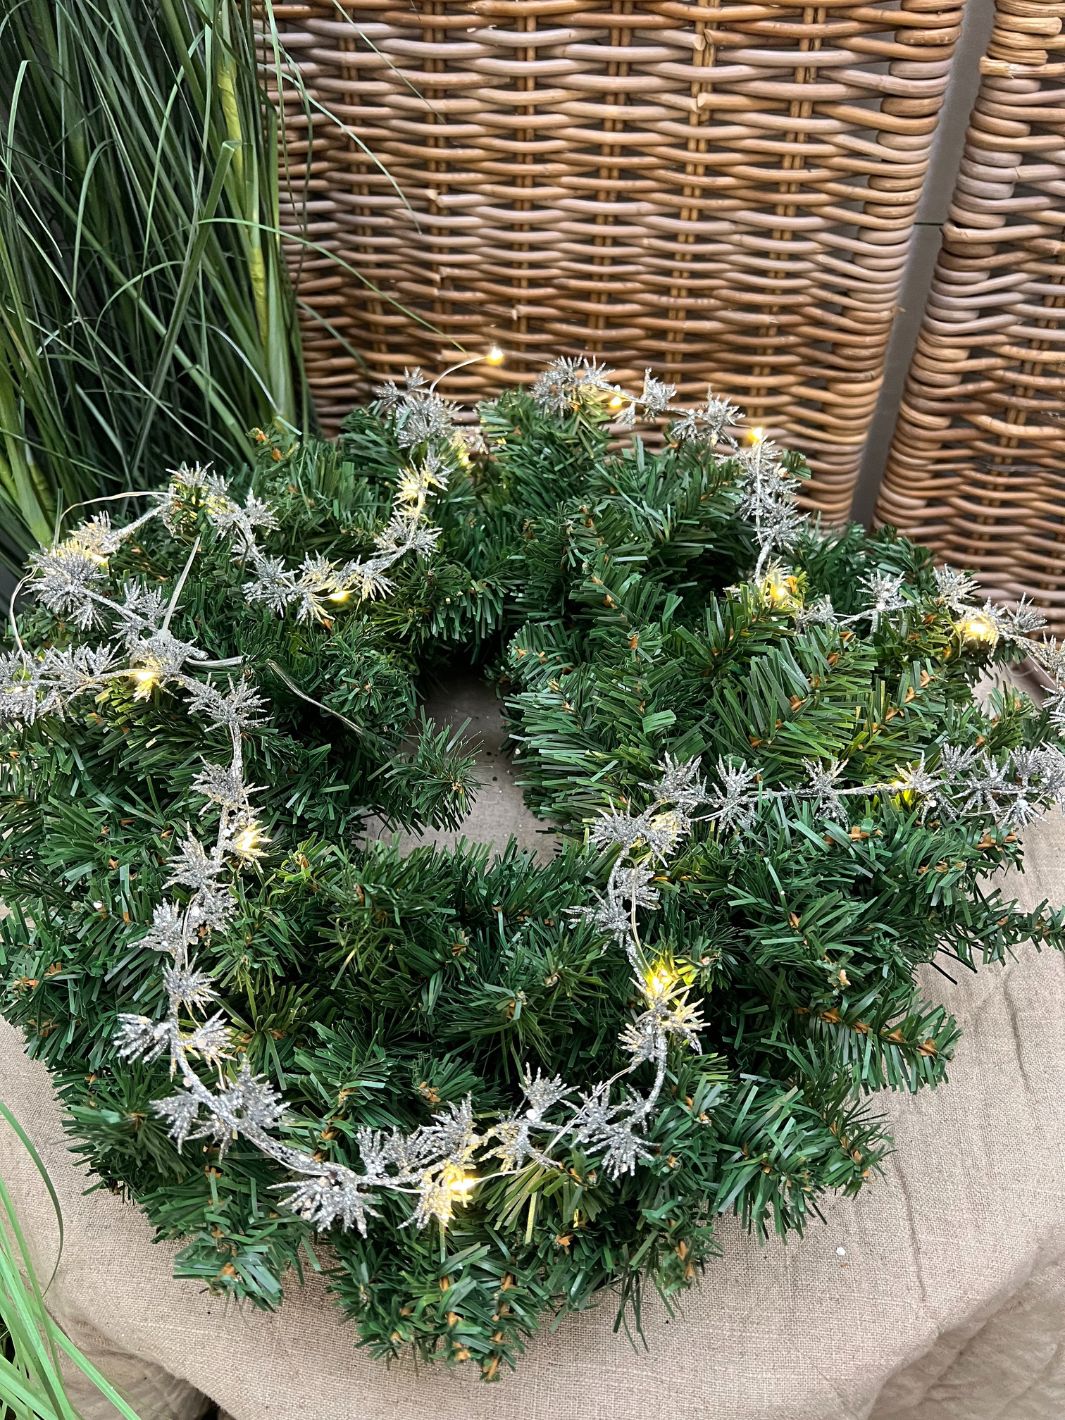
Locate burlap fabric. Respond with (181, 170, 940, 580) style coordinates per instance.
(2, 683, 1064, 1419)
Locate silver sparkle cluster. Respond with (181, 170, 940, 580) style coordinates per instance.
(530, 356, 614, 417)
(529, 356, 720, 443)
(735, 439, 808, 578)
(373, 367, 459, 450)
(616, 369, 679, 426)
(703, 739, 1065, 838)
(936, 743, 1065, 831)
(669, 391, 743, 446)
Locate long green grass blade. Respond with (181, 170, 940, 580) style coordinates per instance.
(0, 1105, 63, 1294)
(0, 1104, 145, 1417)
(0, 0, 311, 565)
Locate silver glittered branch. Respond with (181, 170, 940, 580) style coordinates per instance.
(754, 555, 1051, 651)
(529, 356, 614, 417)
(668, 389, 742, 446)
(704, 742, 1065, 838)
(615, 369, 678, 427)
(735, 437, 807, 580)
(924, 565, 1065, 750)
(552, 755, 712, 1163)
(933, 563, 1054, 656)
(529, 356, 730, 445)
(935, 743, 1065, 831)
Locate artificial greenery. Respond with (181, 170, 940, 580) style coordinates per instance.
(0, 0, 308, 563)
(2, 362, 1064, 1380)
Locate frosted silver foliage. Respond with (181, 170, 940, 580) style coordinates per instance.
(736, 440, 807, 576)
(858, 572, 908, 630)
(795, 595, 838, 630)
(373, 366, 428, 410)
(704, 739, 1065, 840)
(0, 646, 121, 724)
(936, 744, 1065, 831)
(556, 755, 716, 1170)
(280, 1171, 382, 1233)
(373, 368, 458, 449)
(531, 355, 613, 416)
(184, 679, 268, 732)
(670, 390, 743, 446)
(191, 762, 256, 814)
(161, 965, 217, 1011)
(137, 901, 198, 956)
(933, 565, 980, 609)
(28, 547, 109, 629)
(616, 369, 678, 426)
(803, 758, 847, 821)
(705, 758, 761, 832)
(487, 1071, 573, 1173)
(1047, 687, 1065, 736)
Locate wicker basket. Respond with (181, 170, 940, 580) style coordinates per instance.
(269, 1, 966, 522)
(878, 1, 1065, 629)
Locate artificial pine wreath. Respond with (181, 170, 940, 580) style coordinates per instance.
(3, 357, 1065, 1379)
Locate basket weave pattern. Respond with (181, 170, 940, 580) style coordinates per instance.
(270, 1, 965, 521)
(878, 1, 1065, 628)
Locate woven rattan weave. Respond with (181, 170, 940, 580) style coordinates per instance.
(269, 1, 966, 522)
(879, 0, 1065, 630)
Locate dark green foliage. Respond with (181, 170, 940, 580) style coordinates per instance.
(2, 389, 1062, 1380)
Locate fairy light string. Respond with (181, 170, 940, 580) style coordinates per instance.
(3, 353, 1065, 1235)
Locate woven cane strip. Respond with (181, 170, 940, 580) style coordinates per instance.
(879, 1, 1065, 628)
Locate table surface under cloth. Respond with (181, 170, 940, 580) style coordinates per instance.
(2, 681, 1064, 1420)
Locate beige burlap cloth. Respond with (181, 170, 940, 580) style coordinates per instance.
(2, 684, 1064, 1419)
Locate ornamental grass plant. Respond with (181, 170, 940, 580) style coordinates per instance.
(1, 361, 1064, 1379)
(0, 0, 308, 565)
(0, 1105, 141, 1419)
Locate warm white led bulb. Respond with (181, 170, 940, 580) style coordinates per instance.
(955, 611, 999, 647)
(129, 666, 160, 699)
(647, 964, 677, 999)
(233, 823, 266, 857)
